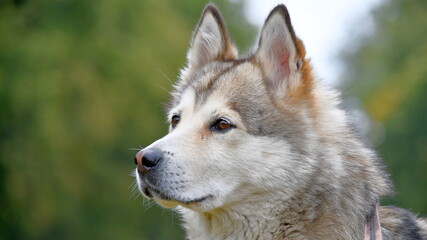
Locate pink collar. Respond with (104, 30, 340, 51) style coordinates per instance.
(364, 203, 383, 240)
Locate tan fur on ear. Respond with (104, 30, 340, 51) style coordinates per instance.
(186, 4, 238, 70)
(255, 4, 310, 101)
(262, 5, 306, 59)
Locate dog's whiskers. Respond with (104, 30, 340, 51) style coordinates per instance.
(157, 69, 173, 85)
(143, 198, 156, 211)
(128, 147, 142, 151)
(129, 182, 141, 200)
(157, 84, 170, 94)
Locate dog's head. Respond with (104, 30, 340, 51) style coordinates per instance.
(135, 4, 325, 212)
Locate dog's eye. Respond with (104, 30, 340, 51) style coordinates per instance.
(211, 118, 235, 132)
(171, 115, 180, 128)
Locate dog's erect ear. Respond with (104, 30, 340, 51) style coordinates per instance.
(186, 4, 238, 70)
(255, 5, 305, 99)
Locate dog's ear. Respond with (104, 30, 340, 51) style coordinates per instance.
(255, 5, 306, 100)
(186, 4, 238, 70)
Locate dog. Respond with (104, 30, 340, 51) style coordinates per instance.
(134, 4, 427, 239)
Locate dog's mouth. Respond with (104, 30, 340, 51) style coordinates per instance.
(142, 184, 210, 205)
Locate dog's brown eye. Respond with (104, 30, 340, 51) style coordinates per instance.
(211, 118, 234, 132)
(171, 115, 180, 128)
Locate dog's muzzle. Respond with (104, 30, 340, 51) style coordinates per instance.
(134, 148, 163, 173)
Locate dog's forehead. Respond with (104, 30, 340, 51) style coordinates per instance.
(170, 61, 267, 113)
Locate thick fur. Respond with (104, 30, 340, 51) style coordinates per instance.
(135, 4, 427, 240)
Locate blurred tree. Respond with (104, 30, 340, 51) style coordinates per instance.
(0, 0, 255, 239)
(341, 0, 427, 214)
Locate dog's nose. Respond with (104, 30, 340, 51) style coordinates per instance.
(135, 148, 163, 173)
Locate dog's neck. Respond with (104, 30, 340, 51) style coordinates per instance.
(179, 198, 296, 240)
(178, 187, 371, 240)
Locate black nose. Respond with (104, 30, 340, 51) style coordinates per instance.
(135, 148, 163, 172)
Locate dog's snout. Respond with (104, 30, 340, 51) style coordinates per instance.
(135, 148, 163, 173)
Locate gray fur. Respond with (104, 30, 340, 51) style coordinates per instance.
(135, 4, 427, 240)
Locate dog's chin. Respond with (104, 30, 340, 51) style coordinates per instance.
(141, 185, 213, 210)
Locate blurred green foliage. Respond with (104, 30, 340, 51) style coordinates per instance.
(0, 0, 255, 239)
(342, 0, 427, 214)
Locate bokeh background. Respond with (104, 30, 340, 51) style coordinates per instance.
(0, 0, 426, 239)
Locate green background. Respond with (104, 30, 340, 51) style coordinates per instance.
(0, 0, 425, 239)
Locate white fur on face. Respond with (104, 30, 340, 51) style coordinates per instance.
(168, 88, 196, 122)
(139, 86, 311, 212)
(143, 90, 242, 211)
